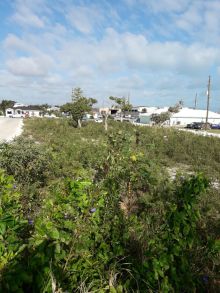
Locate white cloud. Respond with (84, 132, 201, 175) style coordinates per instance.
(6, 56, 53, 76)
(3, 26, 220, 102)
(10, 0, 47, 28)
(11, 9, 44, 28)
(116, 74, 145, 90)
(142, 0, 191, 13)
(72, 65, 95, 80)
(2, 0, 220, 109)
(176, 4, 203, 32)
(66, 5, 103, 34)
(4, 34, 40, 55)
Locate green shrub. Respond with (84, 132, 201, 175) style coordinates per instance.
(0, 170, 28, 291)
(0, 137, 53, 186)
(0, 119, 219, 292)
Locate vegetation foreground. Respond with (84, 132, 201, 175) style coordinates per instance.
(0, 118, 220, 292)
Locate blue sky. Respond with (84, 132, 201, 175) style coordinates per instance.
(1, 0, 220, 110)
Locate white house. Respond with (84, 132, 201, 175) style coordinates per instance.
(132, 106, 158, 113)
(6, 106, 42, 118)
(139, 107, 169, 124)
(99, 107, 111, 115)
(47, 106, 60, 112)
(99, 107, 122, 116)
(13, 102, 27, 108)
(170, 108, 220, 126)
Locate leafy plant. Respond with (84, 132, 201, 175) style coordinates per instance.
(0, 137, 52, 186)
(143, 174, 219, 292)
(0, 99, 15, 115)
(0, 118, 219, 292)
(61, 87, 97, 127)
(0, 170, 28, 292)
(151, 111, 171, 125)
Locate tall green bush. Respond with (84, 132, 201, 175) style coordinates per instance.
(0, 137, 52, 186)
(0, 119, 219, 292)
(0, 170, 28, 291)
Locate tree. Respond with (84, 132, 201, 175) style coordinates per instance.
(151, 111, 171, 125)
(101, 109, 110, 132)
(61, 88, 97, 127)
(168, 101, 183, 113)
(0, 100, 15, 115)
(109, 96, 132, 112)
(109, 96, 132, 121)
(71, 87, 84, 101)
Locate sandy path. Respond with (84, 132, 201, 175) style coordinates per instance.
(0, 117, 23, 142)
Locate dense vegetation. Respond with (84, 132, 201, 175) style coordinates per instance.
(0, 118, 220, 292)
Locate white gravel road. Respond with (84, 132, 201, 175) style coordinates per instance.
(0, 117, 23, 142)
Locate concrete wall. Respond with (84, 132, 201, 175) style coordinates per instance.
(170, 117, 220, 125)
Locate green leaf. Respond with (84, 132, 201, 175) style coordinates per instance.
(0, 222, 6, 235)
(49, 228, 60, 240)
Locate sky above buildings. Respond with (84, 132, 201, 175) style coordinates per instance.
(0, 0, 220, 110)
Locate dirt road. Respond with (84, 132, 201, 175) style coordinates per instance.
(0, 117, 23, 142)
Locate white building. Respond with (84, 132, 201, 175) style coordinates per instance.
(139, 107, 169, 124)
(13, 102, 27, 108)
(6, 106, 42, 118)
(47, 106, 60, 111)
(170, 108, 220, 126)
(132, 106, 158, 113)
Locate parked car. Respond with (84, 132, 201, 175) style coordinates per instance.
(186, 122, 196, 129)
(186, 122, 211, 130)
(211, 123, 220, 129)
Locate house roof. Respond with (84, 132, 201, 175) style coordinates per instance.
(13, 105, 42, 111)
(140, 107, 169, 116)
(171, 108, 220, 119)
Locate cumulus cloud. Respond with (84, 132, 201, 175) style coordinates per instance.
(66, 5, 103, 34)
(176, 4, 203, 32)
(1, 0, 220, 109)
(6, 56, 53, 76)
(4, 34, 40, 55)
(11, 9, 44, 28)
(10, 0, 47, 28)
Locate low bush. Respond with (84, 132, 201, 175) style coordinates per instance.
(0, 137, 53, 186)
(0, 119, 219, 292)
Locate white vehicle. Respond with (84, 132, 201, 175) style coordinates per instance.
(94, 118, 103, 123)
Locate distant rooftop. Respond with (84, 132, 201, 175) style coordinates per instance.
(172, 107, 220, 118)
(13, 105, 43, 111)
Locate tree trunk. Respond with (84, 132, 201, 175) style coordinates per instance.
(78, 119, 81, 128)
(104, 114, 108, 131)
(120, 111, 123, 122)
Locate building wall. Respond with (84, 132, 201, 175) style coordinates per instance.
(139, 115, 151, 124)
(170, 117, 220, 125)
(5, 108, 14, 117)
(5, 108, 41, 118)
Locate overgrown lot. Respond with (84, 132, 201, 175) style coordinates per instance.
(0, 118, 219, 292)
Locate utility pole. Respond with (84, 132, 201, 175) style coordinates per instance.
(194, 93, 197, 109)
(205, 76, 211, 129)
